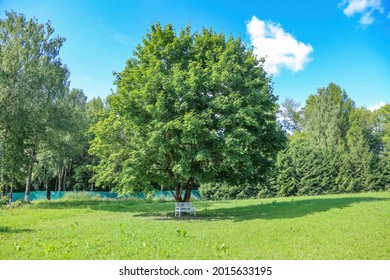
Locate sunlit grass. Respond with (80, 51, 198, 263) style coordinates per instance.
(1, 192, 389, 259)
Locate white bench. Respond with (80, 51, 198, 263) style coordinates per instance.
(175, 202, 196, 217)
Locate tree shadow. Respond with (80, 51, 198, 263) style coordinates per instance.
(134, 196, 389, 222)
(31, 196, 389, 222)
(33, 199, 174, 213)
(0, 226, 34, 234)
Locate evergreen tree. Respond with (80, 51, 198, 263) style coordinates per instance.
(275, 144, 299, 196)
(274, 83, 385, 196)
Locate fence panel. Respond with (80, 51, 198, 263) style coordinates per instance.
(7, 190, 201, 202)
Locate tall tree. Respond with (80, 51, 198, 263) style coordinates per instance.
(303, 83, 354, 148)
(0, 12, 69, 201)
(90, 23, 285, 201)
(38, 88, 88, 195)
(71, 97, 106, 192)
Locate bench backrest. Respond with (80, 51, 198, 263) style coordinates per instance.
(176, 202, 192, 208)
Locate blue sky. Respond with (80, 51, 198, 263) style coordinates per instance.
(1, 0, 389, 109)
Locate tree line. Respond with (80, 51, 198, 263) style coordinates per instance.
(0, 12, 103, 201)
(0, 12, 388, 202)
(272, 84, 390, 197)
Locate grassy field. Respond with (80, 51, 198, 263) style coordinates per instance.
(1, 192, 389, 260)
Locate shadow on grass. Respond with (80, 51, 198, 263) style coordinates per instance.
(33, 199, 173, 214)
(189, 197, 390, 222)
(0, 226, 34, 234)
(32, 196, 389, 222)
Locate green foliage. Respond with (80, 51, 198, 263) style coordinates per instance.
(176, 227, 187, 238)
(304, 83, 354, 147)
(0, 11, 67, 194)
(279, 98, 303, 133)
(0, 195, 8, 205)
(373, 155, 390, 191)
(0, 12, 95, 197)
(274, 83, 389, 196)
(1, 12, 388, 201)
(371, 104, 390, 155)
(199, 182, 261, 200)
(10, 199, 31, 208)
(90, 23, 285, 200)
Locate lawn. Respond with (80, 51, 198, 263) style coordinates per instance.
(0, 192, 389, 260)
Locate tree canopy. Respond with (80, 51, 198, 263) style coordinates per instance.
(90, 23, 285, 201)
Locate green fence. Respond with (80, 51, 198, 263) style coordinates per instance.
(7, 190, 201, 202)
(9, 191, 66, 201)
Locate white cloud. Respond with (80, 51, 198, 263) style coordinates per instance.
(340, 0, 384, 26)
(246, 16, 313, 75)
(368, 101, 386, 111)
(359, 11, 375, 25)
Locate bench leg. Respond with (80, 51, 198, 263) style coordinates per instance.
(175, 209, 196, 217)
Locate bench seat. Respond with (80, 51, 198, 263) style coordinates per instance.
(175, 202, 196, 217)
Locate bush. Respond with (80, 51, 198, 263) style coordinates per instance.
(61, 192, 100, 201)
(11, 199, 31, 208)
(199, 183, 261, 200)
(1, 195, 9, 205)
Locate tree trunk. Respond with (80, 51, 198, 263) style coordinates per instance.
(174, 184, 183, 202)
(183, 177, 194, 202)
(63, 165, 67, 191)
(57, 166, 64, 191)
(46, 182, 50, 200)
(55, 176, 58, 192)
(25, 161, 33, 202)
(44, 165, 50, 200)
(1, 174, 5, 197)
(66, 161, 72, 191)
(173, 177, 194, 202)
(1, 126, 6, 197)
(8, 176, 13, 207)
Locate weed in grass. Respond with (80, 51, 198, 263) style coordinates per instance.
(176, 228, 187, 238)
(215, 243, 228, 252)
(13, 242, 21, 251)
(70, 222, 79, 229)
(119, 223, 127, 235)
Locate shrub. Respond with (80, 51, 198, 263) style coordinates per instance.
(1, 195, 9, 205)
(199, 183, 261, 200)
(10, 199, 31, 208)
(61, 192, 100, 201)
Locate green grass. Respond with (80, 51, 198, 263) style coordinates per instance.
(1, 192, 389, 260)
